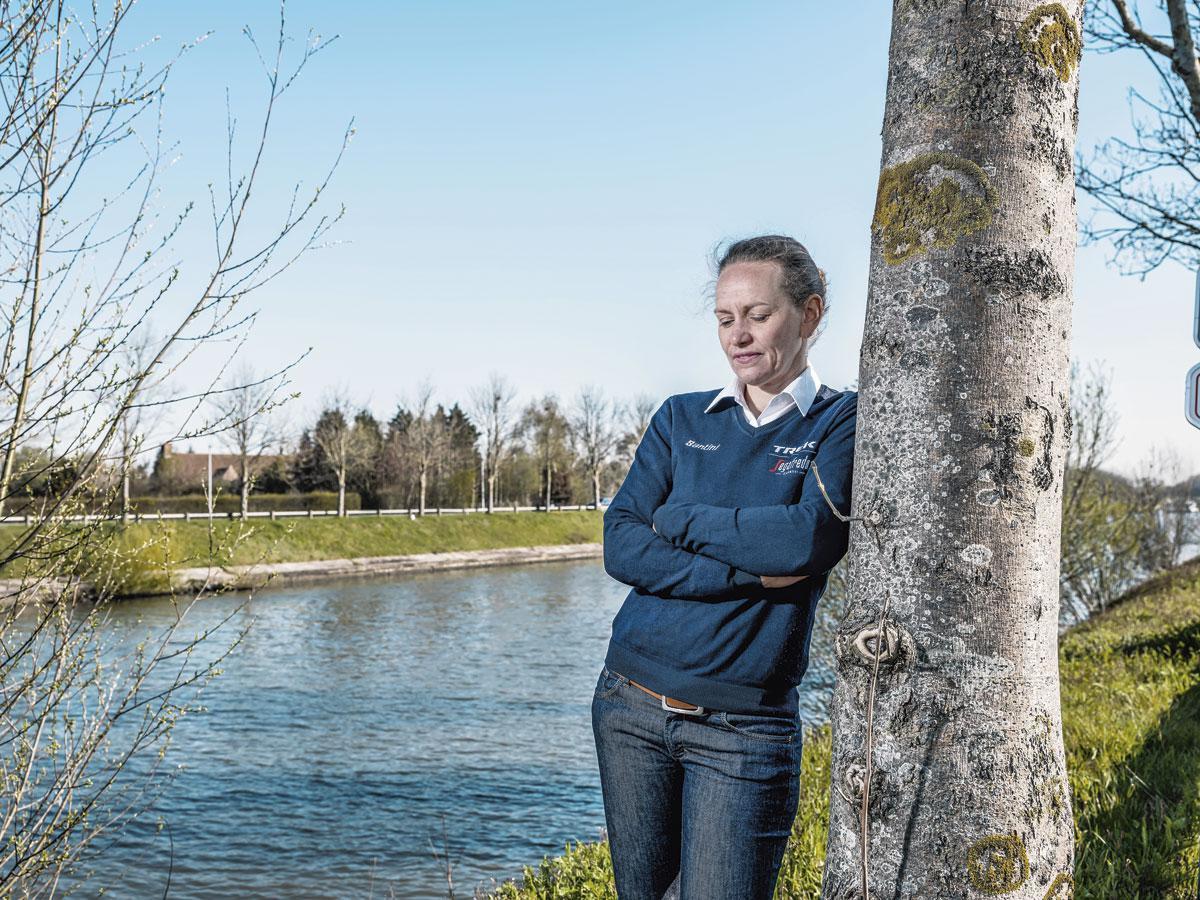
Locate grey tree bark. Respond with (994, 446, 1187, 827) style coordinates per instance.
(822, 3, 1083, 898)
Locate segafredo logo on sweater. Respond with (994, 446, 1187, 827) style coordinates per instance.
(769, 440, 816, 475)
(685, 439, 720, 451)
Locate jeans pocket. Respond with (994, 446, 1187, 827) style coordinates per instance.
(717, 709, 799, 743)
(594, 665, 628, 700)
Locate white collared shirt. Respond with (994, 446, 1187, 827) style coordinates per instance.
(703, 362, 822, 427)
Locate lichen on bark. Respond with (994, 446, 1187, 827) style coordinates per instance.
(966, 832, 1031, 893)
(1042, 871, 1073, 898)
(1018, 3, 1082, 82)
(871, 152, 998, 265)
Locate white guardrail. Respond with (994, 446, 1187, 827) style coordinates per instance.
(0, 503, 609, 525)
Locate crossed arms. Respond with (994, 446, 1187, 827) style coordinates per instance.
(602, 394, 857, 600)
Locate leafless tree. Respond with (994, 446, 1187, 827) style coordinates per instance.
(1064, 361, 1122, 495)
(467, 372, 518, 512)
(568, 385, 619, 507)
(1160, 447, 1199, 561)
(0, 1, 348, 891)
(1132, 443, 1199, 568)
(208, 360, 294, 518)
(519, 394, 570, 510)
(1054, 359, 1200, 621)
(102, 327, 179, 522)
(311, 386, 372, 517)
(614, 392, 658, 469)
(1059, 360, 1142, 618)
(1079, 0, 1200, 273)
(394, 378, 450, 516)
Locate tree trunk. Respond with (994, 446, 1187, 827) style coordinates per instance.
(337, 471, 346, 518)
(240, 457, 250, 519)
(822, 3, 1081, 898)
(121, 466, 131, 524)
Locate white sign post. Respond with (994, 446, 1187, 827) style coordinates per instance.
(1187, 363, 1200, 430)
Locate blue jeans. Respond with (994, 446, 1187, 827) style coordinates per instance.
(590, 664, 802, 900)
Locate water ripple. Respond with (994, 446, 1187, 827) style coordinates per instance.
(56, 558, 837, 899)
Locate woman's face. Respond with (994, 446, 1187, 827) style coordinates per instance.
(714, 260, 821, 390)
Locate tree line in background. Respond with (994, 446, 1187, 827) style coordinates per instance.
(8, 354, 1197, 627)
(7, 372, 665, 517)
(285, 373, 659, 514)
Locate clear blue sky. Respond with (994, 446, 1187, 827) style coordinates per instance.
(127, 1, 1196, 478)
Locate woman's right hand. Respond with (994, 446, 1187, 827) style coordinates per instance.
(760, 574, 808, 588)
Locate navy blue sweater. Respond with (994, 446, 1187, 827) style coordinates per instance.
(601, 383, 858, 716)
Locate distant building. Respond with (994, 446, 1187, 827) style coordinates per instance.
(152, 441, 291, 494)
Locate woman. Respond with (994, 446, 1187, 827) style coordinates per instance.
(592, 234, 858, 900)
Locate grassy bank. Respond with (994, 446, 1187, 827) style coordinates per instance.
(0, 510, 603, 597)
(486, 560, 1200, 899)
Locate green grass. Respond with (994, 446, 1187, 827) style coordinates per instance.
(485, 560, 1200, 899)
(0, 510, 603, 597)
(132, 509, 603, 564)
(1063, 561, 1200, 898)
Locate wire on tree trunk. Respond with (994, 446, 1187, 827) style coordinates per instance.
(860, 590, 892, 900)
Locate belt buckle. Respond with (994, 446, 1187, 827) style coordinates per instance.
(661, 694, 705, 716)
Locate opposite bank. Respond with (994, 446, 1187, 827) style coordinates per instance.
(0, 510, 604, 602)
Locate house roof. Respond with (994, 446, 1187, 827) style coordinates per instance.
(156, 445, 291, 484)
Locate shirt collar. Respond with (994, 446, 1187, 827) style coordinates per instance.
(704, 362, 822, 416)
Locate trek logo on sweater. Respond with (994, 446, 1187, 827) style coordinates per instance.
(768, 439, 818, 474)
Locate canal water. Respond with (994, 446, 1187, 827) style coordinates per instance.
(57, 558, 842, 899)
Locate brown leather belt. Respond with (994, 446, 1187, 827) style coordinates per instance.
(626, 677, 706, 715)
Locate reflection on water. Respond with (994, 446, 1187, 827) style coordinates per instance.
(57, 559, 840, 899)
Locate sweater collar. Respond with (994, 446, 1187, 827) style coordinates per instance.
(703, 362, 822, 417)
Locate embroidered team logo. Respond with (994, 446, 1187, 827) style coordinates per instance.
(768, 441, 816, 475)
